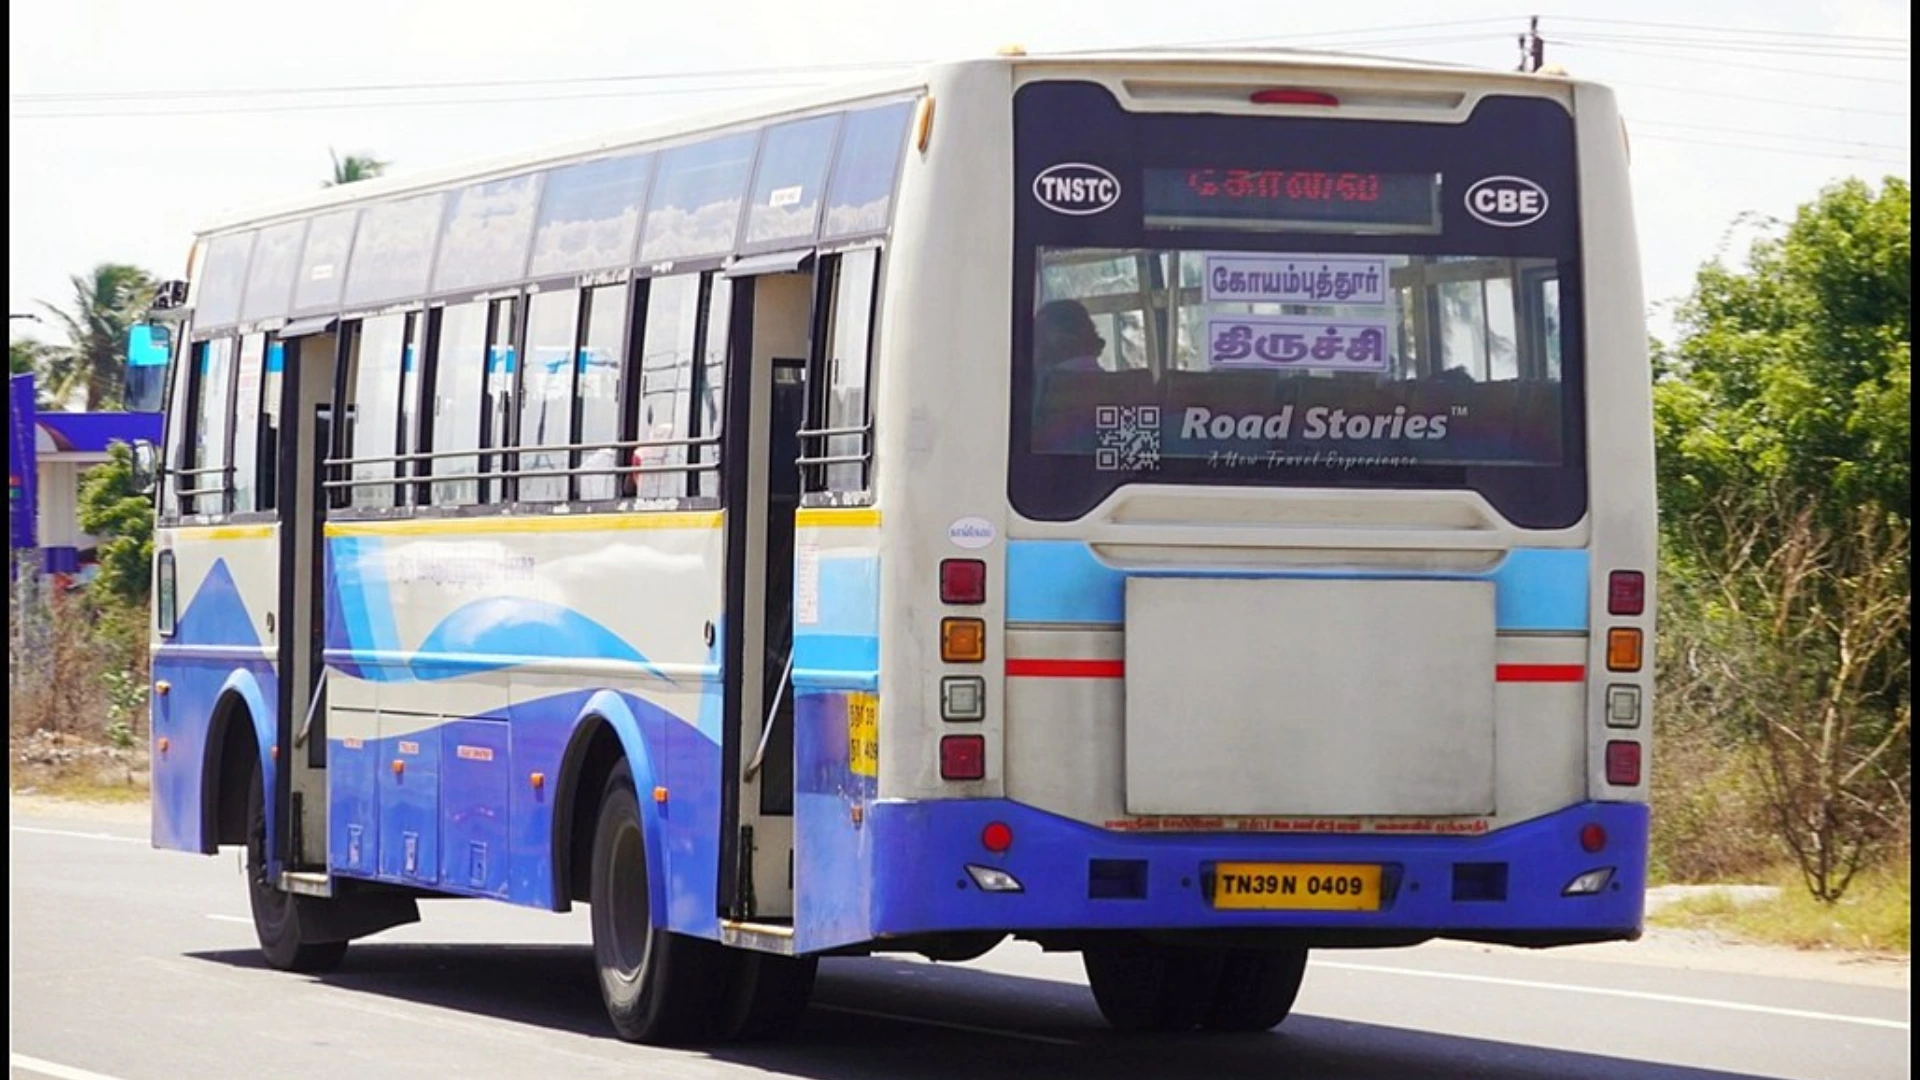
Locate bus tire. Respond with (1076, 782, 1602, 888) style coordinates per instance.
(1082, 942, 1222, 1033)
(245, 759, 349, 973)
(721, 952, 818, 1040)
(589, 760, 726, 1044)
(1200, 947, 1308, 1032)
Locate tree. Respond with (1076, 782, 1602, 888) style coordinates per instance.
(1655, 177, 1910, 544)
(75, 442, 153, 605)
(1655, 177, 1912, 904)
(35, 264, 157, 410)
(327, 149, 389, 187)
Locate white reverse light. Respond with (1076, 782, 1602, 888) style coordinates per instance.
(1562, 868, 1615, 896)
(966, 864, 1024, 893)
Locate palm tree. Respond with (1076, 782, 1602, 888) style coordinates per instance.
(35, 264, 157, 410)
(327, 149, 389, 187)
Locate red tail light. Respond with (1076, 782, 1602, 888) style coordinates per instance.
(981, 821, 1013, 853)
(940, 735, 986, 781)
(1250, 88, 1340, 107)
(940, 559, 987, 605)
(1608, 570, 1645, 616)
(1605, 741, 1642, 786)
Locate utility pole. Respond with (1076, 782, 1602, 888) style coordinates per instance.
(1518, 16, 1545, 73)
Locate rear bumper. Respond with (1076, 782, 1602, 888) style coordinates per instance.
(866, 799, 1646, 944)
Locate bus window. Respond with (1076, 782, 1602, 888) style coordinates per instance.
(819, 249, 878, 493)
(239, 220, 306, 324)
(160, 337, 195, 519)
(230, 334, 266, 513)
(480, 298, 518, 503)
(259, 340, 284, 510)
(517, 291, 581, 503)
(639, 132, 758, 263)
(434, 174, 541, 295)
(821, 101, 913, 238)
(529, 154, 652, 278)
(430, 301, 489, 506)
(344, 314, 408, 510)
(576, 284, 629, 502)
(195, 232, 254, 331)
(634, 275, 700, 499)
(696, 277, 731, 499)
(293, 209, 358, 314)
(744, 114, 838, 247)
(344, 193, 444, 310)
(398, 313, 427, 502)
(189, 338, 236, 516)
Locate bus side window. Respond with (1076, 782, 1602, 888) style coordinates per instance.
(159, 335, 195, 519)
(230, 334, 267, 514)
(814, 249, 879, 494)
(189, 338, 237, 517)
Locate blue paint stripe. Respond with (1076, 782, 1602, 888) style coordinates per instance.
(794, 670, 882, 692)
(794, 632, 879, 672)
(1006, 541, 1588, 632)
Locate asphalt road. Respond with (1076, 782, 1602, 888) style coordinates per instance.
(9, 804, 1910, 1080)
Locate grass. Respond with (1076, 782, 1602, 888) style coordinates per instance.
(11, 773, 150, 804)
(1650, 863, 1911, 954)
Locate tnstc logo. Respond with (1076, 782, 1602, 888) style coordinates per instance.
(1033, 163, 1121, 216)
(1464, 175, 1550, 227)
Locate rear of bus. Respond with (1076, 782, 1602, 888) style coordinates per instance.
(863, 55, 1654, 979)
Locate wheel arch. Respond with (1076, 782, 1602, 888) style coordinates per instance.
(550, 690, 667, 917)
(199, 670, 276, 855)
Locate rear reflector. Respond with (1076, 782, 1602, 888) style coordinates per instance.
(941, 618, 987, 663)
(940, 735, 986, 781)
(1608, 570, 1646, 616)
(981, 821, 1013, 853)
(1606, 628, 1644, 672)
(940, 559, 987, 604)
(1605, 741, 1642, 786)
(1580, 822, 1608, 853)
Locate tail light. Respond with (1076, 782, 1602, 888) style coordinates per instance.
(1605, 741, 1642, 786)
(981, 821, 1013, 853)
(940, 559, 986, 604)
(940, 735, 986, 781)
(1606, 628, 1643, 672)
(1250, 88, 1340, 107)
(941, 618, 986, 663)
(1608, 570, 1645, 616)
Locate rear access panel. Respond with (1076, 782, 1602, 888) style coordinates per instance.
(1124, 577, 1496, 817)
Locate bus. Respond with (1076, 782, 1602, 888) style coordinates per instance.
(141, 48, 1655, 1044)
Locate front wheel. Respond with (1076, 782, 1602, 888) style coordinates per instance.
(245, 759, 348, 973)
(589, 760, 727, 1044)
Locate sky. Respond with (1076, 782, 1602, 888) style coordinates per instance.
(8, 0, 1910, 349)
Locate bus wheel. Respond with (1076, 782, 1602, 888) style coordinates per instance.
(1082, 942, 1222, 1032)
(245, 760, 349, 973)
(1200, 947, 1308, 1032)
(721, 952, 819, 1040)
(589, 760, 726, 1043)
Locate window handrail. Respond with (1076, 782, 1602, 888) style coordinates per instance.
(322, 433, 722, 470)
(321, 458, 718, 490)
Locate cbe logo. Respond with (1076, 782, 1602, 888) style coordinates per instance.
(1464, 175, 1550, 227)
(1033, 163, 1122, 216)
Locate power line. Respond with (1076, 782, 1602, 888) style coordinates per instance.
(1552, 14, 1910, 46)
(9, 60, 921, 106)
(1631, 118, 1909, 154)
(1113, 16, 1522, 51)
(1554, 40, 1912, 86)
(10, 81, 828, 121)
(1631, 132, 1909, 166)
(1607, 78, 1909, 118)
(1557, 31, 1907, 61)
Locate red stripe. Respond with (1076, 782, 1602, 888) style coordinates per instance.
(1496, 663, 1587, 683)
(1005, 658, 1127, 679)
(1004, 660, 1587, 682)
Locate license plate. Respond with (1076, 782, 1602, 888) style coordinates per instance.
(1211, 862, 1383, 911)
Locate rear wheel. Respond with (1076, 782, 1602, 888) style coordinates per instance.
(1200, 947, 1309, 1032)
(589, 760, 727, 1043)
(245, 758, 348, 973)
(1082, 942, 1224, 1033)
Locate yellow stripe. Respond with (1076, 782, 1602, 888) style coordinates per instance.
(170, 523, 276, 541)
(325, 510, 724, 538)
(796, 507, 882, 528)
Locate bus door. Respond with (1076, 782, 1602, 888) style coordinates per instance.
(275, 319, 340, 872)
(719, 255, 815, 922)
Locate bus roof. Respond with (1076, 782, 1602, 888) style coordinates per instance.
(195, 49, 1584, 237)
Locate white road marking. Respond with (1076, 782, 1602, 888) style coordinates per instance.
(816, 1004, 1081, 1045)
(11, 1053, 132, 1080)
(11, 825, 145, 845)
(1316, 960, 1910, 1031)
(205, 913, 252, 924)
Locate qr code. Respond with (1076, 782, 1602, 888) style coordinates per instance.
(1094, 405, 1161, 471)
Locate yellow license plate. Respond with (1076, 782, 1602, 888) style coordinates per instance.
(1211, 862, 1383, 911)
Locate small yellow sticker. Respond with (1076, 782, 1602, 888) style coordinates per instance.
(848, 693, 878, 778)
